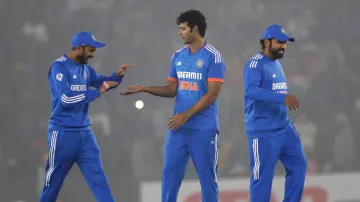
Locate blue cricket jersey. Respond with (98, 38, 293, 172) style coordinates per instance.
(243, 52, 291, 138)
(48, 55, 123, 131)
(168, 42, 226, 132)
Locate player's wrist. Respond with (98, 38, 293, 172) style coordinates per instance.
(116, 73, 124, 77)
(183, 111, 192, 119)
(99, 88, 106, 94)
(142, 86, 148, 92)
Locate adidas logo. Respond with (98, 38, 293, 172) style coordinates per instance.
(73, 75, 77, 79)
(272, 73, 276, 78)
(177, 61, 182, 66)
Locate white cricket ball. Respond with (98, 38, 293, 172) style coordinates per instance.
(135, 100, 144, 109)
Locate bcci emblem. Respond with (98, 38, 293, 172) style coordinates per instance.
(56, 73, 63, 81)
(196, 59, 204, 68)
(281, 28, 286, 34)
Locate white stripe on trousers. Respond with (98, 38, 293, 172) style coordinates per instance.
(213, 134, 219, 183)
(252, 138, 260, 180)
(45, 130, 58, 186)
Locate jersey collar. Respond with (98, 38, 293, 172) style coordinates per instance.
(187, 41, 208, 55)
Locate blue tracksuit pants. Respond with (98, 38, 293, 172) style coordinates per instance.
(39, 129, 115, 202)
(162, 129, 219, 202)
(248, 124, 307, 202)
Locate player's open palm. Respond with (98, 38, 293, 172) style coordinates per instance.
(120, 84, 144, 95)
(284, 94, 300, 111)
(168, 113, 190, 130)
(116, 64, 134, 77)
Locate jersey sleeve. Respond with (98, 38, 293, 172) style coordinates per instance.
(49, 62, 101, 108)
(208, 53, 226, 83)
(88, 66, 123, 90)
(168, 52, 179, 81)
(243, 61, 286, 104)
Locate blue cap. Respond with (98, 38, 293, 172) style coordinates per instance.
(72, 31, 106, 48)
(262, 24, 295, 42)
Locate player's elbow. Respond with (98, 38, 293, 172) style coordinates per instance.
(206, 92, 220, 102)
(209, 94, 219, 101)
(169, 91, 177, 98)
(166, 85, 177, 98)
(244, 86, 256, 99)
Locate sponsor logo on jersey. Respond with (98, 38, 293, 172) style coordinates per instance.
(71, 85, 87, 91)
(177, 71, 203, 91)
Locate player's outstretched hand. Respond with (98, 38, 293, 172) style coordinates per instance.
(120, 84, 144, 95)
(116, 64, 134, 77)
(99, 81, 118, 94)
(284, 94, 300, 111)
(168, 113, 190, 130)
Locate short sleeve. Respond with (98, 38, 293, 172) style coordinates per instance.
(168, 51, 180, 81)
(208, 53, 226, 83)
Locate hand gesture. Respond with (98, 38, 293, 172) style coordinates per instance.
(120, 84, 144, 95)
(116, 64, 133, 77)
(99, 81, 118, 94)
(168, 113, 190, 130)
(284, 94, 300, 111)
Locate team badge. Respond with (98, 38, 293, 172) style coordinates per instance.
(196, 59, 204, 68)
(56, 73, 63, 81)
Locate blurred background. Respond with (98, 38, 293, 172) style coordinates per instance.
(1, 0, 360, 201)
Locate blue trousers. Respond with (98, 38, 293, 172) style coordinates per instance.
(39, 130, 115, 202)
(248, 125, 307, 202)
(162, 129, 219, 202)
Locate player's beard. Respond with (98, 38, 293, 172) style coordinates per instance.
(269, 42, 285, 59)
(183, 33, 194, 44)
(77, 49, 90, 64)
(183, 37, 192, 44)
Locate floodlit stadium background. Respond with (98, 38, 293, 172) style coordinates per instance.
(1, 0, 360, 201)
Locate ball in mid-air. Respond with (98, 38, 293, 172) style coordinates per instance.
(135, 100, 144, 109)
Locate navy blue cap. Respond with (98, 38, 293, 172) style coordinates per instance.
(72, 31, 106, 48)
(262, 24, 295, 42)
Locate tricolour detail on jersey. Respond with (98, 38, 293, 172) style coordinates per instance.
(205, 44, 222, 64)
(168, 77, 177, 81)
(208, 78, 224, 83)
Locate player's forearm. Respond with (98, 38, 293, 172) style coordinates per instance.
(143, 86, 176, 98)
(91, 73, 123, 89)
(185, 93, 218, 118)
(245, 85, 286, 104)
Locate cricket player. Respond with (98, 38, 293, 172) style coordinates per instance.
(243, 24, 307, 201)
(40, 31, 133, 202)
(121, 10, 226, 202)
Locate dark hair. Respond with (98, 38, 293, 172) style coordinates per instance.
(260, 38, 273, 49)
(176, 10, 207, 37)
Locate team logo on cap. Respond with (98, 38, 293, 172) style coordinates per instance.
(281, 28, 286, 34)
(196, 59, 204, 68)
